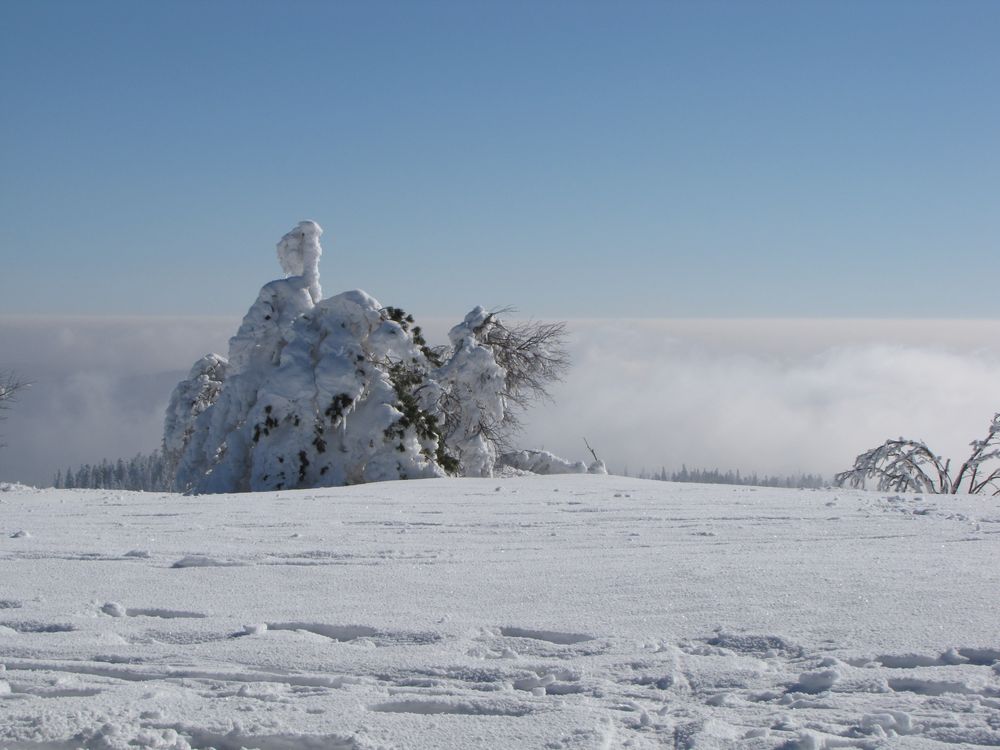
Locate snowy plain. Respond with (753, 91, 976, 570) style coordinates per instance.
(0, 475, 998, 749)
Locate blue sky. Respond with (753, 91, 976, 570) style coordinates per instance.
(2, 0, 998, 318)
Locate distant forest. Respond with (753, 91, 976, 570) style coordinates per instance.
(53, 452, 825, 492)
(622, 465, 827, 489)
(54, 452, 170, 492)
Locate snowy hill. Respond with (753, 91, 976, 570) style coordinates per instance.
(0, 477, 998, 748)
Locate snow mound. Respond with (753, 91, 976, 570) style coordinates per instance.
(1, 482, 37, 493)
(500, 449, 607, 475)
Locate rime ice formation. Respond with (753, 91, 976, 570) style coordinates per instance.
(162, 354, 227, 478)
(434, 307, 508, 477)
(276, 220, 323, 303)
(164, 222, 519, 493)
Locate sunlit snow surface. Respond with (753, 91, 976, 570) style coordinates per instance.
(0, 476, 998, 749)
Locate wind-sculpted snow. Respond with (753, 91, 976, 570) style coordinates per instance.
(275, 220, 323, 305)
(1, 477, 998, 748)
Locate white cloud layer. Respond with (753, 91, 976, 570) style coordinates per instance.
(1, 316, 998, 486)
(526, 320, 1000, 477)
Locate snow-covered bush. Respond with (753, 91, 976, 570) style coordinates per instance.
(835, 413, 1000, 495)
(164, 221, 569, 493)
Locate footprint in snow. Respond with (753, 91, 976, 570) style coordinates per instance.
(171, 555, 244, 568)
(370, 698, 533, 716)
(499, 626, 595, 645)
(0, 620, 77, 633)
(265, 622, 442, 646)
(101, 603, 206, 619)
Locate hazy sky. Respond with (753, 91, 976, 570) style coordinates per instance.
(2, 3, 998, 486)
(2, 1, 999, 317)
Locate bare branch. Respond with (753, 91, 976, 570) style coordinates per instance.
(482, 313, 570, 409)
(0, 370, 30, 449)
(834, 438, 951, 494)
(434, 309, 570, 473)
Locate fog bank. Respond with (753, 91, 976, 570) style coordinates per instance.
(2, 316, 998, 486)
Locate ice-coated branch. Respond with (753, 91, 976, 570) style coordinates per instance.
(956, 413, 1000, 496)
(834, 439, 950, 494)
(836, 413, 1000, 495)
(479, 309, 569, 410)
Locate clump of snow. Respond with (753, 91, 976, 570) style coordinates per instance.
(9, 530, 30, 539)
(499, 449, 607, 476)
(860, 710, 914, 735)
(1, 483, 36, 493)
(794, 667, 840, 694)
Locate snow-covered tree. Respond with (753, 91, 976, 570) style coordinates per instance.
(162, 353, 227, 482)
(436, 308, 570, 474)
(835, 413, 1000, 495)
(163, 221, 569, 493)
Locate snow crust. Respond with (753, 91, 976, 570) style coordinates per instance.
(1, 477, 998, 748)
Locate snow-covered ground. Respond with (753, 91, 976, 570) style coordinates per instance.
(0, 476, 998, 749)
